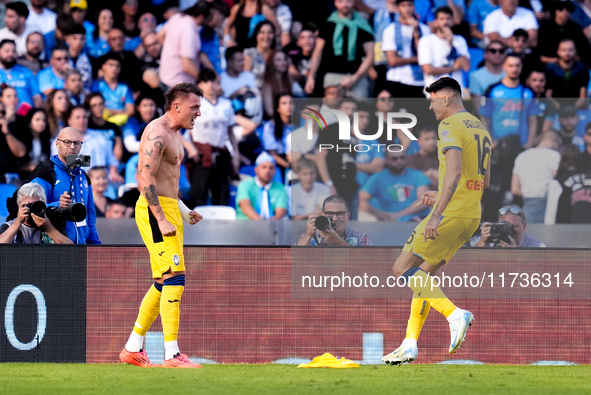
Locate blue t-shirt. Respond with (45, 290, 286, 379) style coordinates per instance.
(85, 30, 111, 59)
(0, 64, 41, 106)
(414, 0, 436, 24)
(90, 79, 134, 111)
(466, 0, 499, 33)
(480, 82, 540, 144)
(571, 2, 591, 29)
(123, 117, 148, 140)
(362, 168, 431, 221)
(37, 67, 64, 93)
(355, 138, 385, 188)
(432, 0, 466, 13)
(200, 26, 222, 74)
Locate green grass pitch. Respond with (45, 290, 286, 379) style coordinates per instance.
(1, 364, 590, 395)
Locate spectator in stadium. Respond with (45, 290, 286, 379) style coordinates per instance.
(544, 39, 589, 110)
(220, 46, 258, 98)
(290, 157, 331, 220)
(511, 130, 561, 223)
(199, 0, 229, 75)
(406, 124, 439, 187)
(284, 23, 316, 90)
(0, 99, 26, 179)
(524, 68, 555, 137)
(85, 8, 113, 59)
(37, 45, 70, 96)
(305, 0, 374, 99)
(90, 52, 135, 119)
(381, 0, 431, 99)
(289, 98, 322, 166)
(296, 194, 372, 246)
(354, 101, 385, 190)
(546, 143, 581, 223)
(236, 151, 288, 220)
(320, 83, 343, 126)
(483, 0, 539, 48)
(0, 85, 19, 123)
(0, 39, 42, 109)
(88, 166, 112, 218)
(372, 0, 401, 92)
(65, 69, 85, 106)
(244, 20, 276, 90)
(70, 0, 94, 34)
(139, 32, 161, 65)
(65, 24, 92, 91)
(122, 95, 157, 156)
(29, 126, 101, 244)
(359, 149, 431, 222)
(262, 93, 291, 173)
(316, 98, 360, 219)
(261, 50, 294, 119)
(159, 1, 211, 88)
(20, 108, 50, 173)
(469, 41, 506, 114)
(224, 0, 280, 50)
(46, 89, 71, 147)
(266, 0, 292, 47)
(467, 0, 499, 48)
(556, 106, 585, 151)
(27, 0, 56, 36)
(185, 68, 237, 208)
(0, 2, 40, 57)
(106, 28, 142, 93)
(115, 0, 141, 52)
(369, 90, 413, 148)
(0, 182, 73, 244)
(506, 29, 539, 82)
(43, 13, 74, 61)
(105, 199, 127, 219)
(16, 31, 47, 75)
(538, 1, 591, 65)
(576, 122, 591, 172)
(418, 6, 470, 97)
(471, 204, 546, 247)
(85, 92, 123, 163)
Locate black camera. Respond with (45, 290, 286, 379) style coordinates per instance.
(66, 154, 91, 169)
(314, 216, 334, 231)
(26, 200, 87, 223)
(488, 220, 515, 244)
(25, 201, 47, 217)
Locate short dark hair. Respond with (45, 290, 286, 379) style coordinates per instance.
(425, 77, 462, 96)
(558, 37, 576, 48)
(66, 105, 88, 122)
(416, 125, 437, 138)
(56, 13, 75, 36)
(197, 68, 217, 84)
(51, 44, 68, 57)
(164, 83, 203, 112)
(396, 0, 414, 4)
(184, 0, 211, 18)
(339, 97, 357, 109)
(6, 2, 29, 19)
(84, 92, 104, 110)
(586, 121, 591, 131)
(100, 51, 122, 67)
(503, 53, 523, 64)
(68, 24, 87, 36)
(210, 0, 230, 17)
(355, 100, 372, 113)
(322, 195, 350, 212)
(512, 28, 529, 40)
(435, 6, 453, 18)
(0, 39, 16, 50)
(225, 46, 243, 63)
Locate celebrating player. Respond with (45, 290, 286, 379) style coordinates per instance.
(382, 77, 492, 365)
(119, 83, 204, 368)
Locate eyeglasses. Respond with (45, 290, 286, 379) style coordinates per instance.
(323, 211, 348, 219)
(378, 97, 393, 102)
(487, 48, 506, 54)
(499, 205, 523, 217)
(57, 139, 83, 147)
(53, 56, 69, 61)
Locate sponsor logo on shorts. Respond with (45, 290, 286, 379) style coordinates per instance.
(173, 254, 180, 266)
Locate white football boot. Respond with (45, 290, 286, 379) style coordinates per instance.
(447, 308, 474, 354)
(382, 340, 418, 366)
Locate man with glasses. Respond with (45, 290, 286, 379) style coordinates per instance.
(296, 195, 372, 246)
(470, 205, 545, 247)
(359, 150, 431, 222)
(469, 41, 506, 114)
(29, 126, 101, 244)
(37, 45, 70, 95)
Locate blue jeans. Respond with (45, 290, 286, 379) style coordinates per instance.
(522, 197, 547, 224)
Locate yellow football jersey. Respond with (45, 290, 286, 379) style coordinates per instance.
(435, 111, 491, 219)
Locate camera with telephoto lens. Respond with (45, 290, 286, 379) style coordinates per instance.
(66, 154, 91, 169)
(488, 220, 515, 244)
(314, 216, 334, 231)
(25, 200, 87, 223)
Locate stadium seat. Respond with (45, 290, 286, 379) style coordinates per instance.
(468, 47, 484, 72)
(125, 154, 139, 185)
(194, 205, 237, 220)
(0, 183, 18, 217)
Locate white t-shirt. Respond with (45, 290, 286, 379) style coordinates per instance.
(220, 71, 257, 98)
(289, 125, 318, 155)
(26, 7, 56, 35)
(382, 21, 431, 86)
(276, 4, 292, 33)
(190, 97, 235, 148)
(483, 7, 538, 39)
(290, 182, 331, 217)
(512, 147, 560, 198)
(0, 23, 41, 56)
(418, 33, 470, 97)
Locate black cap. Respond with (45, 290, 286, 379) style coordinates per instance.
(6, 2, 29, 19)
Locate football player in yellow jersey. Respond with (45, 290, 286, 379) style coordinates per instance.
(383, 77, 492, 365)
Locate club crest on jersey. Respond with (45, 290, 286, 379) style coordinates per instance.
(441, 129, 454, 142)
(173, 255, 180, 266)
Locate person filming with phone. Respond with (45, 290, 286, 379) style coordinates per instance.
(296, 195, 372, 246)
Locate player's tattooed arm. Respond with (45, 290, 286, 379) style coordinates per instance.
(138, 126, 168, 221)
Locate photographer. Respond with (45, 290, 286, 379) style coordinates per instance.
(470, 205, 546, 247)
(27, 126, 100, 244)
(0, 183, 72, 244)
(296, 195, 372, 246)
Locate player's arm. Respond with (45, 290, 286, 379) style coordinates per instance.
(424, 148, 461, 240)
(137, 126, 176, 236)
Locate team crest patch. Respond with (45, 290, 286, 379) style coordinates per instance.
(441, 129, 454, 142)
(83, 179, 88, 190)
(173, 255, 180, 266)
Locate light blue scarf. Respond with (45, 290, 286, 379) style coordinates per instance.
(327, 11, 374, 62)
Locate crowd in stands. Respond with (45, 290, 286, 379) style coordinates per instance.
(1, 0, 591, 241)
